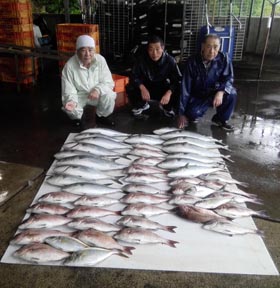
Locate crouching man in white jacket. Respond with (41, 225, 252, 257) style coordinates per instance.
(61, 35, 116, 129)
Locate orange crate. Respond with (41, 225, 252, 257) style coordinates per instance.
(112, 74, 129, 93)
(114, 92, 129, 110)
(0, 16, 32, 25)
(3, 23, 33, 33)
(57, 24, 99, 34)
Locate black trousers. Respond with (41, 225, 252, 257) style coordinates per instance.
(126, 80, 179, 111)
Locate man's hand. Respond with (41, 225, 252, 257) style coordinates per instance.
(178, 115, 188, 129)
(213, 91, 224, 108)
(65, 101, 77, 112)
(88, 89, 100, 100)
(139, 84, 150, 101)
(160, 90, 172, 105)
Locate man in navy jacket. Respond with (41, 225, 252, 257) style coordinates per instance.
(178, 34, 237, 131)
(127, 35, 182, 118)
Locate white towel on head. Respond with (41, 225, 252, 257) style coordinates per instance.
(76, 35, 95, 50)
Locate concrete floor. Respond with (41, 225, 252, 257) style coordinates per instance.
(0, 54, 279, 287)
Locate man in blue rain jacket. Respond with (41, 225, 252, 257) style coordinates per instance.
(178, 34, 237, 131)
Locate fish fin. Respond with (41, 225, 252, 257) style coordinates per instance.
(117, 252, 129, 258)
(221, 155, 234, 163)
(123, 246, 136, 255)
(165, 226, 177, 233)
(166, 240, 179, 248)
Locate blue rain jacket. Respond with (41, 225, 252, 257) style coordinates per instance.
(179, 52, 235, 115)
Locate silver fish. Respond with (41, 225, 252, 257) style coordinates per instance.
(13, 243, 70, 263)
(55, 155, 126, 171)
(200, 172, 248, 187)
(153, 127, 180, 135)
(176, 205, 227, 223)
(45, 236, 89, 252)
(27, 203, 70, 215)
(122, 184, 167, 195)
(114, 228, 178, 247)
(66, 206, 120, 218)
(208, 192, 263, 205)
(46, 174, 91, 187)
(80, 127, 129, 137)
(78, 136, 131, 150)
(158, 158, 219, 169)
(74, 229, 135, 254)
(168, 166, 223, 178)
(125, 134, 164, 145)
(64, 247, 128, 267)
(120, 192, 170, 205)
(163, 137, 229, 150)
(54, 149, 96, 160)
(67, 218, 121, 232)
(121, 203, 170, 217)
(163, 143, 224, 158)
(214, 204, 267, 219)
(75, 132, 127, 142)
(19, 214, 72, 229)
(63, 183, 121, 196)
(117, 216, 176, 233)
(11, 229, 72, 245)
(73, 195, 119, 207)
(169, 178, 202, 186)
(53, 165, 113, 181)
(194, 196, 233, 209)
(202, 219, 264, 236)
(37, 191, 81, 204)
(186, 185, 217, 198)
(123, 173, 168, 184)
(63, 142, 123, 156)
(169, 183, 195, 195)
(223, 184, 255, 197)
(166, 153, 228, 164)
(168, 195, 201, 205)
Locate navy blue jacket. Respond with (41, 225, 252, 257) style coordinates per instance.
(131, 50, 182, 93)
(179, 52, 235, 115)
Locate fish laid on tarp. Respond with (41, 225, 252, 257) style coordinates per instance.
(175, 205, 228, 223)
(157, 158, 221, 169)
(114, 228, 178, 247)
(46, 174, 92, 187)
(122, 183, 168, 195)
(133, 143, 163, 152)
(13, 243, 70, 263)
(74, 229, 135, 255)
(19, 214, 72, 229)
(128, 147, 166, 158)
(66, 206, 121, 219)
(168, 166, 223, 178)
(208, 192, 263, 205)
(125, 134, 164, 145)
(153, 127, 180, 135)
(67, 218, 121, 232)
(121, 203, 171, 217)
(63, 183, 121, 196)
(80, 127, 129, 137)
(169, 183, 195, 195)
(163, 143, 224, 158)
(122, 173, 168, 184)
(45, 236, 89, 252)
(200, 172, 248, 187)
(120, 192, 170, 205)
(64, 247, 128, 267)
(11, 229, 72, 245)
(37, 191, 81, 204)
(117, 216, 176, 233)
(163, 137, 229, 150)
(55, 155, 127, 171)
(54, 149, 97, 160)
(73, 195, 120, 207)
(168, 195, 201, 205)
(202, 219, 264, 236)
(75, 132, 127, 142)
(78, 136, 131, 150)
(27, 203, 70, 215)
(166, 152, 227, 164)
(194, 196, 233, 209)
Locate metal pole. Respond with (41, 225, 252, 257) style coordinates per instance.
(255, 0, 266, 53)
(63, 0, 70, 23)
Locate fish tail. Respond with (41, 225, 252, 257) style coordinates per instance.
(164, 225, 177, 233)
(118, 252, 129, 258)
(166, 239, 179, 248)
(123, 246, 135, 255)
(253, 213, 280, 223)
(256, 229, 265, 237)
(221, 155, 234, 163)
(115, 211, 122, 216)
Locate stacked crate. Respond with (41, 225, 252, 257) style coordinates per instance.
(56, 24, 100, 72)
(112, 74, 129, 110)
(0, 0, 36, 84)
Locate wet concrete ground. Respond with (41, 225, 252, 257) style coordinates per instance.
(0, 54, 279, 287)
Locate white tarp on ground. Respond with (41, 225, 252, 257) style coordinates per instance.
(1, 133, 279, 275)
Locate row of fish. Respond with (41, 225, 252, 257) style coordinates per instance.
(10, 127, 265, 266)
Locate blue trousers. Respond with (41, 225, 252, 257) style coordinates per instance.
(184, 90, 237, 122)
